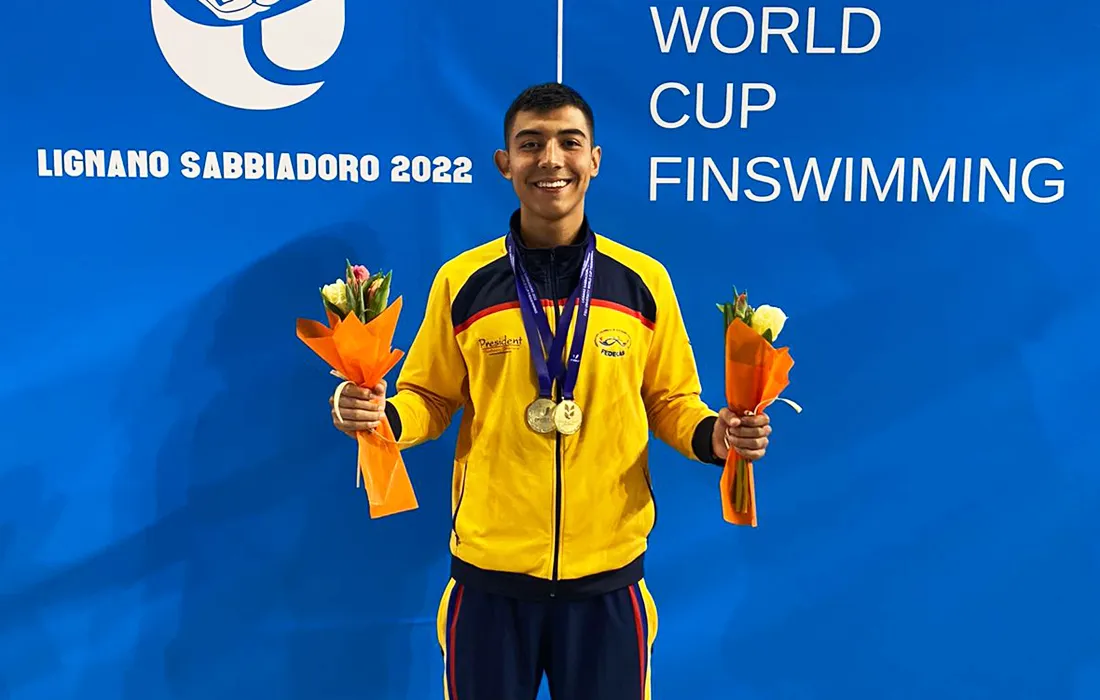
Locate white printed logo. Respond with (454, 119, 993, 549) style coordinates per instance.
(151, 0, 345, 110)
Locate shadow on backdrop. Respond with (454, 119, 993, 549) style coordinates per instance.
(0, 463, 67, 697)
(102, 226, 455, 699)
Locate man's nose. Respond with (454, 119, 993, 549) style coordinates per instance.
(539, 141, 563, 169)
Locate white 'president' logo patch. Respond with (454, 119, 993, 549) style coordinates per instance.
(151, 0, 345, 111)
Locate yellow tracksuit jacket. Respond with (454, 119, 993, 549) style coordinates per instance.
(385, 211, 722, 600)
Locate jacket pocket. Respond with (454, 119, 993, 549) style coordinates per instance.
(451, 461, 469, 544)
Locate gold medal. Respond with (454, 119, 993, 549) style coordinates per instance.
(553, 399, 583, 435)
(525, 398, 557, 434)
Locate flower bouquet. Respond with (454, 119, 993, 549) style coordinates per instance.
(296, 261, 418, 518)
(716, 287, 801, 527)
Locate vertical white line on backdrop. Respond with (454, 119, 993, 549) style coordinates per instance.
(557, 0, 564, 82)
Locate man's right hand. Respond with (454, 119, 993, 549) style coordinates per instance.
(330, 380, 387, 436)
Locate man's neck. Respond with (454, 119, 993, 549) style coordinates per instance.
(518, 206, 585, 248)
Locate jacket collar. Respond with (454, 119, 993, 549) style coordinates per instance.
(508, 209, 591, 252)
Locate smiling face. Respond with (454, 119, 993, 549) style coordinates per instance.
(494, 105, 601, 233)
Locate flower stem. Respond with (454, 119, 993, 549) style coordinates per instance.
(733, 458, 747, 513)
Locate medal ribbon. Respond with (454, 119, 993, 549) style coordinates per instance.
(558, 236, 595, 401)
(506, 232, 596, 401)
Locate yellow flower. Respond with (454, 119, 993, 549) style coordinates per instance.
(321, 279, 348, 311)
(751, 304, 787, 341)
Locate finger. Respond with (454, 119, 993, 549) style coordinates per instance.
(338, 407, 385, 423)
(332, 382, 356, 422)
(337, 386, 381, 406)
(338, 422, 377, 433)
(331, 409, 365, 432)
(332, 402, 383, 421)
(329, 394, 365, 408)
(339, 395, 380, 412)
(332, 410, 378, 434)
(337, 382, 373, 400)
(732, 436, 769, 452)
(718, 408, 741, 429)
(337, 419, 383, 434)
(743, 414, 770, 428)
(735, 447, 766, 462)
(337, 382, 384, 405)
(731, 425, 771, 439)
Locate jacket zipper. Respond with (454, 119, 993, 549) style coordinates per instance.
(548, 250, 563, 596)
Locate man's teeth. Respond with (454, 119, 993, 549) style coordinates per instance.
(536, 180, 568, 189)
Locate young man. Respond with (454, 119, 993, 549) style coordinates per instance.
(331, 83, 772, 699)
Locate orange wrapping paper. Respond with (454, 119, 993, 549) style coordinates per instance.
(296, 297, 419, 518)
(720, 317, 796, 527)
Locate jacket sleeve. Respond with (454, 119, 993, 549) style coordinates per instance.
(641, 265, 725, 465)
(384, 266, 468, 448)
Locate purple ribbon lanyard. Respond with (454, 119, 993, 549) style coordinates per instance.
(506, 233, 596, 401)
(558, 238, 594, 401)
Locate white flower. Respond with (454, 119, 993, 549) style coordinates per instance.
(321, 279, 348, 312)
(751, 304, 787, 341)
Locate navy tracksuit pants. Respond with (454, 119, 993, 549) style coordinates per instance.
(436, 578, 658, 700)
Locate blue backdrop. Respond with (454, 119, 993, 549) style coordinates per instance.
(1, 1, 1098, 698)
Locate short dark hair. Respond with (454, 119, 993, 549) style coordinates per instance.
(503, 82, 595, 146)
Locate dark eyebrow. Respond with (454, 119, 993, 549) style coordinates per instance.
(557, 128, 588, 140)
(513, 128, 589, 142)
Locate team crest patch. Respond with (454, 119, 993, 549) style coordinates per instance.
(594, 329, 631, 357)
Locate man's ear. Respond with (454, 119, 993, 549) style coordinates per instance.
(590, 145, 602, 178)
(493, 149, 511, 179)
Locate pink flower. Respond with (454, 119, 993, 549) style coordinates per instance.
(350, 265, 370, 283)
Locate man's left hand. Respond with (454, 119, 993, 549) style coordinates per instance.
(712, 408, 771, 462)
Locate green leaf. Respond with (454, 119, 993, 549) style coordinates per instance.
(762, 327, 773, 343)
(323, 299, 345, 319)
(318, 288, 343, 319)
(375, 271, 394, 319)
(366, 284, 380, 320)
(379, 270, 393, 307)
(347, 282, 359, 321)
(723, 304, 733, 330)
